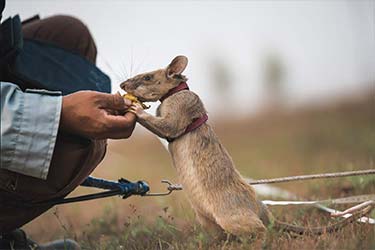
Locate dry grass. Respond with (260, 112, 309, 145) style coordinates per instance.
(24, 93, 375, 249)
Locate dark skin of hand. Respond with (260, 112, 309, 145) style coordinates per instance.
(59, 91, 136, 139)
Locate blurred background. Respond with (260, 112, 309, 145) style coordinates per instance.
(4, 0, 375, 247)
(5, 0, 374, 117)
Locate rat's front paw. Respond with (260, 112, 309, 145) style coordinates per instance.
(129, 103, 146, 117)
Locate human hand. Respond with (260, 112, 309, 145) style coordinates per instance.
(60, 91, 136, 139)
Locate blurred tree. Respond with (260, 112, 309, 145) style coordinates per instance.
(263, 52, 286, 110)
(209, 56, 233, 103)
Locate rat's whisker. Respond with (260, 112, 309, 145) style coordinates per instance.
(130, 47, 134, 78)
(120, 60, 129, 81)
(98, 53, 124, 83)
(134, 51, 149, 76)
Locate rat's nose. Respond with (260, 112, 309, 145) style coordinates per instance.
(120, 80, 128, 90)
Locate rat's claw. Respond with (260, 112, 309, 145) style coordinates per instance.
(129, 103, 145, 116)
(128, 106, 136, 113)
(133, 103, 143, 109)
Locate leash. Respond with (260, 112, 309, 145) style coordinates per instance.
(23, 176, 182, 207)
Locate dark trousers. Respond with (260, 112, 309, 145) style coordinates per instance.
(0, 15, 107, 233)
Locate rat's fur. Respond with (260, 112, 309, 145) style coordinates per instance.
(121, 56, 267, 239)
(120, 55, 371, 239)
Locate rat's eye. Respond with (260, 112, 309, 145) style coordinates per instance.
(143, 75, 152, 81)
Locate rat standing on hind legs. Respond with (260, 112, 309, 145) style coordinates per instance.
(120, 55, 267, 238)
(120, 55, 373, 240)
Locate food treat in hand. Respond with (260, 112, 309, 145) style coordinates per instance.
(123, 93, 150, 110)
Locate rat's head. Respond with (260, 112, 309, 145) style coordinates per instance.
(120, 55, 188, 102)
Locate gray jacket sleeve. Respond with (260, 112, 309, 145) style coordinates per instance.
(1, 82, 62, 180)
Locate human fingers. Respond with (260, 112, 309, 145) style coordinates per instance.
(128, 109, 137, 115)
(96, 92, 130, 110)
(116, 91, 132, 107)
(102, 112, 137, 139)
(128, 104, 137, 112)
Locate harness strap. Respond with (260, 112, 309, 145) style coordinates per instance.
(159, 82, 189, 102)
(167, 114, 208, 142)
(160, 82, 208, 142)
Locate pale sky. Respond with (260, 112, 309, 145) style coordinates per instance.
(4, 0, 374, 117)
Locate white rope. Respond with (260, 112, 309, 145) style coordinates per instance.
(262, 194, 375, 206)
(313, 203, 375, 224)
(246, 178, 375, 225)
(261, 194, 375, 224)
(331, 201, 375, 217)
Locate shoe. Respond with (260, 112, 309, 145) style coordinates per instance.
(38, 239, 80, 250)
(0, 229, 35, 250)
(0, 229, 80, 250)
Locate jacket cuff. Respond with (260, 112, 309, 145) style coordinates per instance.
(11, 89, 62, 179)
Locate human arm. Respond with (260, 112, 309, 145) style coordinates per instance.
(1, 82, 136, 179)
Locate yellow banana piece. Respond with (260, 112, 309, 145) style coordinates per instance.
(123, 93, 150, 110)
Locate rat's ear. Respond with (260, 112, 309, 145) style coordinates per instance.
(166, 55, 188, 79)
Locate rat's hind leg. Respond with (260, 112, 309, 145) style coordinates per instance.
(214, 210, 266, 240)
(195, 211, 223, 234)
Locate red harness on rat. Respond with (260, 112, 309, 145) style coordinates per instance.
(160, 82, 208, 142)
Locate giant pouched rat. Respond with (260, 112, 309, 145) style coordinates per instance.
(120, 55, 372, 239)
